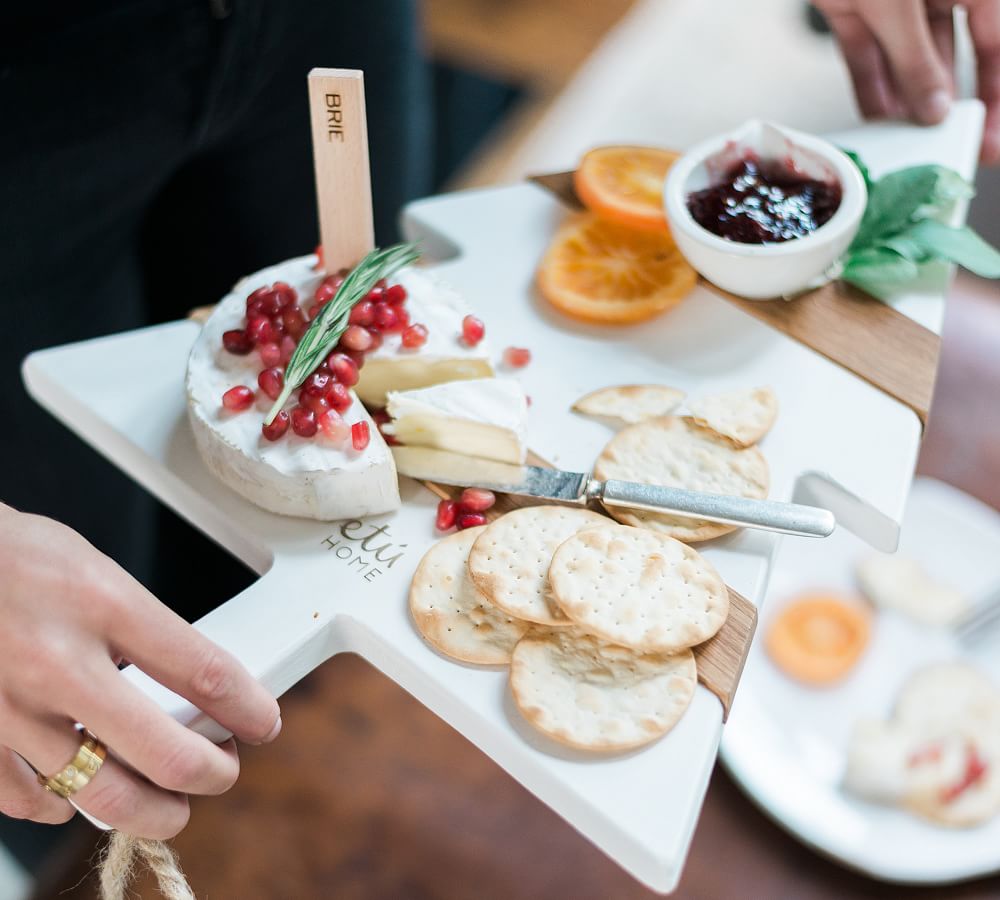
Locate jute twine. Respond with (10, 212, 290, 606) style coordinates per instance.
(98, 833, 195, 900)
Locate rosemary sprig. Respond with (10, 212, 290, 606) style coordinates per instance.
(264, 242, 420, 424)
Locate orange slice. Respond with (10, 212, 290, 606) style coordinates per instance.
(574, 146, 680, 231)
(537, 213, 696, 324)
(766, 593, 871, 686)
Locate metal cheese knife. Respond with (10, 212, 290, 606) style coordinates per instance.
(392, 447, 836, 538)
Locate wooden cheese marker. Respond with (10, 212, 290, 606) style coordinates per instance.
(307, 68, 375, 272)
(423, 450, 757, 721)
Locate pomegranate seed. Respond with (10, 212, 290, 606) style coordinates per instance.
(301, 392, 330, 416)
(221, 385, 254, 412)
(327, 352, 360, 386)
(367, 283, 385, 303)
(314, 244, 324, 270)
(526, 395, 532, 407)
(262, 411, 289, 441)
(258, 367, 284, 401)
(325, 382, 352, 412)
(351, 421, 370, 451)
(269, 314, 286, 337)
(313, 281, 337, 304)
(456, 512, 488, 530)
(318, 409, 350, 445)
(503, 346, 532, 368)
(246, 286, 270, 311)
(366, 329, 384, 352)
(222, 329, 253, 355)
(349, 300, 376, 327)
(272, 282, 297, 308)
(341, 325, 374, 351)
(401, 323, 428, 348)
(384, 283, 407, 305)
(307, 303, 323, 321)
(458, 488, 496, 513)
(282, 306, 307, 340)
(246, 315, 276, 346)
(279, 335, 297, 365)
(257, 342, 280, 368)
(435, 499, 458, 531)
(344, 349, 366, 370)
(303, 372, 331, 397)
(394, 308, 411, 331)
(260, 289, 283, 317)
(373, 305, 398, 331)
(461, 315, 485, 346)
(291, 406, 317, 437)
(375, 277, 388, 290)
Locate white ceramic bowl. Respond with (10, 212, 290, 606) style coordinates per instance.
(663, 120, 867, 299)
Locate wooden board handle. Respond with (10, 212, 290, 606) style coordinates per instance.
(307, 68, 375, 272)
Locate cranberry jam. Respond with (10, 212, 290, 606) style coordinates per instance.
(686, 156, 842, 244)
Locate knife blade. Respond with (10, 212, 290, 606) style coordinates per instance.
(392, 447, 835, 538)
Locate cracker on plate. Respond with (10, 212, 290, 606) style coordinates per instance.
(468, 506, 608, 626)
(509, 629, 696, 751)
(548, 524, 729, 652)
(593, 415, 769, 542)
(686, 385, 777, 448)
(572, 384, 685, 425)
(409, 526, 531, 665)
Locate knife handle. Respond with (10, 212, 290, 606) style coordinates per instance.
(595, 479, 836, 538)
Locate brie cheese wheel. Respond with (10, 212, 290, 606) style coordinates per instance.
(355, 267, 494, 407)
(186, 255, 400, 520)
(384, 377, 528, 464)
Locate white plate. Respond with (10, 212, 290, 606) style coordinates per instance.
(721, 477, 1000, 884)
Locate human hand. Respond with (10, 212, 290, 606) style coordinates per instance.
(0, 505, 281, 838)
(814, 0, 1000, 162)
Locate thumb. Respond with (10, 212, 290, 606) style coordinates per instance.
(861, 0, 953, 124)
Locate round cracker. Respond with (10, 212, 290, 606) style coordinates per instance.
(593, 416, 769, 542)
(548, 524, 729, 652)
(509, 630, 696, 751)
(686, 386, 777, 448)
(468, 506, 609, 626)
(409, 526, 531, 665)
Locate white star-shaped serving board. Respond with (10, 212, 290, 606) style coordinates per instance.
(22, 104, 981, 893)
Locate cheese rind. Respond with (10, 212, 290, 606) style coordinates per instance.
(385, 377, 528, 464)
(355, 267, 494, 406)
(186, 255, 400, 520)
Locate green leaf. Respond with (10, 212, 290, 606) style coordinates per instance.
(850, 166, 942, 250)
(904, 219, 1000, 278)
(841, 246, 921, 299)
(264, 242, 421, 424)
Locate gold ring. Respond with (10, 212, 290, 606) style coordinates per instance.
(37, 731, 107, 799)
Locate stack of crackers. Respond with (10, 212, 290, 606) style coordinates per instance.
(409, 383, 777, 752)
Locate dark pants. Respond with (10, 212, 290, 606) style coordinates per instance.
(0, 0, 431, 868)
(1, 0, 432, 597)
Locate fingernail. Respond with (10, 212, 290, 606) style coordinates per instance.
(920, 90, 951, 125)
(263, 715, 282, 743)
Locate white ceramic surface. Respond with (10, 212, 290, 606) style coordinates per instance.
(664, 120, 867, 298)
(722, 478, 1000, 884)
(20, 109, 981, 893)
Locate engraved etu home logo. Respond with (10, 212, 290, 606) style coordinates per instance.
(321, 519, 406, 582)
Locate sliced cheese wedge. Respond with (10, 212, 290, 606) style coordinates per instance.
(384, 377, 528, 464)
(355, 267, 494, 407)
(186, 255, 400, 520)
